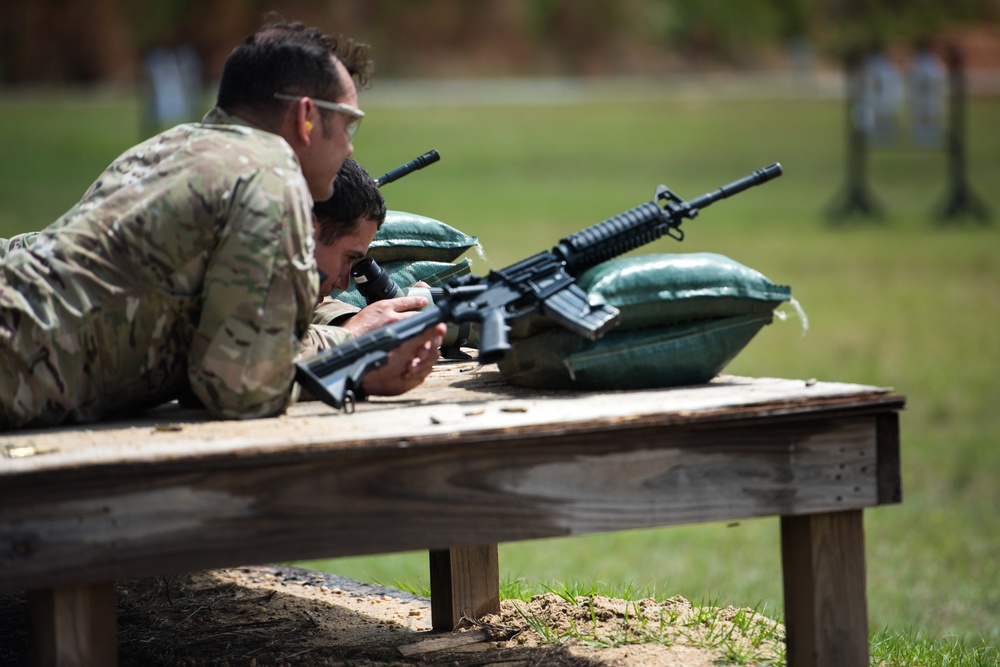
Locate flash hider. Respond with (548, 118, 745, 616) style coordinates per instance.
(373, 150, 441, 187)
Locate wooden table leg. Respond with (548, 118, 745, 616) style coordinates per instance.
(781, 510, 869, 667)
(429, 544, 500, 631)
(26, 582, 118, 667)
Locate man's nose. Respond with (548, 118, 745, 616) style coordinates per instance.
(334, 269, 351, 291)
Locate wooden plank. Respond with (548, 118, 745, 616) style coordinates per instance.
(429, 544, 500, 630)
(781, 510, 869, 667)
(0, 372, 904, 477)
(0, 371, 902, 665)
(398, 629, 493, 656)
(26, 582, 117, 667)
(876, 412, 903, 505)
(2, 414, 883, 592)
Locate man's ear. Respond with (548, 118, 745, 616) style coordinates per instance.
(289, 97, 316, 145)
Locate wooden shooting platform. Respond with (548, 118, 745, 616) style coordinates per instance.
(0, 359, 904, 667)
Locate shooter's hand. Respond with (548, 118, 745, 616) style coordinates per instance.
(360, 323, 446, 396)
(341, 296, 430, 338)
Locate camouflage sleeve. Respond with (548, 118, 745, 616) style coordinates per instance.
(296, 297, 358, 357)
(0, 231, 40, 259)
(294, 322, 358, 403)
(312, 296, 359, 326)
(187, 167, 317, 419)
(299, 323, 355, 358)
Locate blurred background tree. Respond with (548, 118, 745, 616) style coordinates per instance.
(1, 0, 996, 85)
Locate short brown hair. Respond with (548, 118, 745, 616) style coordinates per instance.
(313, 158, 386, 246)
(217, 21, 373, 114)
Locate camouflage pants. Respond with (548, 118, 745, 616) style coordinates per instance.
(0, 314, 70, 429)
(0, 309, 180, 430)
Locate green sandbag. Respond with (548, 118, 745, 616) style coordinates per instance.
(579, 253, 791, 329)
(498, 313, 774, 390)
(499, 253, 791, 390)
(510, 252, 790, 339)
(366, 211, 479, 264)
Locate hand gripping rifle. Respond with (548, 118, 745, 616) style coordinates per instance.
(296, 163, 783, 410)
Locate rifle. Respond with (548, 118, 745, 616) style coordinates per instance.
(356, 149, 446, 303)
(296, 163, 783, 411)
(373, 149, 441, 187)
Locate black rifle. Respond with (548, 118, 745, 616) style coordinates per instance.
(373, 149, 441, 187)
(358, 149, 445, 303)
(297, 163, 783, 410)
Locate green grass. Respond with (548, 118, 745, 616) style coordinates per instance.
(2, 83, 998, 664)
(502, 581, 788, 664)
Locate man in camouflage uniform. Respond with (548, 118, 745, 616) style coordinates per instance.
(0, 160, 397, 347)
(305, 157, 390, 346)
(0, 22, 443, 430)
(311, 158, 394, 324)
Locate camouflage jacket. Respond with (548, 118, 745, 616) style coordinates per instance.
(0, 232, 40, 259)
(1, 234, 358, 342)
(0, 108, 325, 429)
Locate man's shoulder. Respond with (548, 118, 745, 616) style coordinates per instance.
(188, 124, 296, 169)
(110, 113, 303, 200)
(133, 109, 297, 176)
(194, 108, 294, 159)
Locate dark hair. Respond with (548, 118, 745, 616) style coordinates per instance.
(313, 158, 386, 245)
(216, 21, 373, 114)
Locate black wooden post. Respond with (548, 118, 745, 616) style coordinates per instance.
(826, 47, 884, 223)
(933, 44, 991, 225)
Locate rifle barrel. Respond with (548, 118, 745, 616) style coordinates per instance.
(374, 150, 441, 187)
(556, 163, 783, 273)
(688, 162, 782, 210)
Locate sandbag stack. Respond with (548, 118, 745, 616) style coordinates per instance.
(334, 212, 792, 390)
(498, 253, 791, 390)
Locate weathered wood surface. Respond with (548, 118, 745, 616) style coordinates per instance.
(25, 582, 118, 667)
(1, 362, 902, 473)
(1, 363, 904, 594)
(782, 510, 870, 667)
(429, 544, 501, 630)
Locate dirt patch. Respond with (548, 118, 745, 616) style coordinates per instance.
(0, 565, 785, 666)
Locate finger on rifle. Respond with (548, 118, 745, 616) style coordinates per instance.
(386, 295, 430, 312)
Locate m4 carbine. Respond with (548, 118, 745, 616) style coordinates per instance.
(296, 163, 784, 410)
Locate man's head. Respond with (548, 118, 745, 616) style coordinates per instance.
(313, 158, 387, 298)
(217, 21, 374, 201)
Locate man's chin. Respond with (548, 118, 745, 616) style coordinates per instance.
(311, 184, 335, 202)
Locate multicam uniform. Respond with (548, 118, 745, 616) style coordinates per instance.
(0, 108, 338, 429)
(299, 299, 357, 359)
(0, 232, 39, 259)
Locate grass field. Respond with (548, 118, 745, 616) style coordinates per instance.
(1, 81, 998, 661)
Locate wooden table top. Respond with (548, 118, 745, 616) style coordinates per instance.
(1, 360, 905, 476)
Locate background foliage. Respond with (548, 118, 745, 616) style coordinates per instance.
(1, 0, 997, 84)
